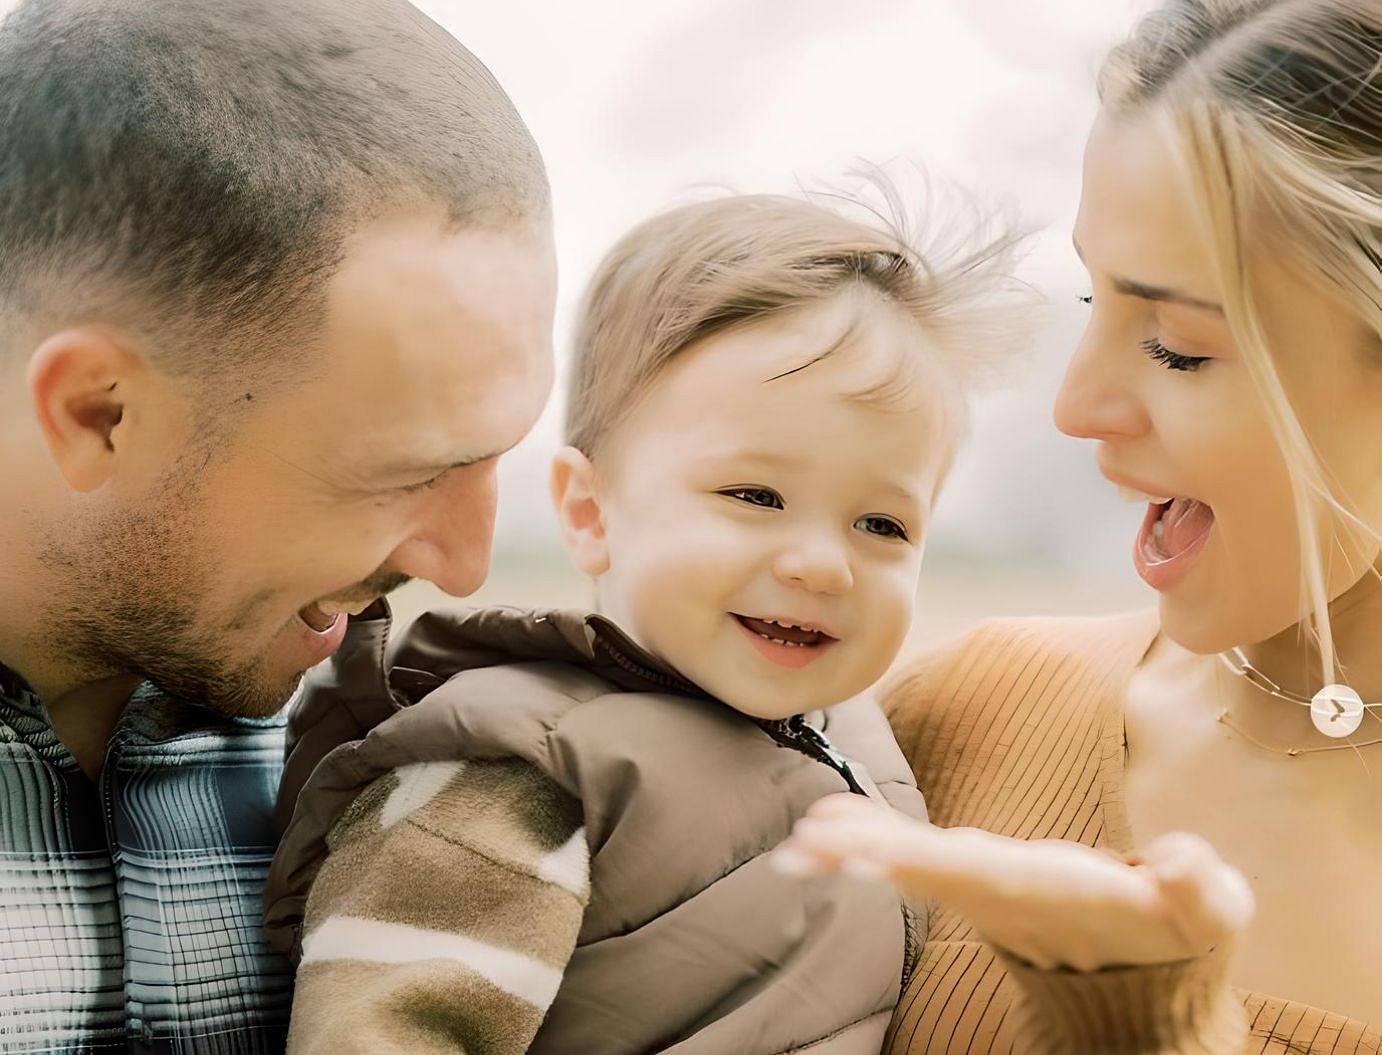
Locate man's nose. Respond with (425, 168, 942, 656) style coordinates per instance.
(772, 532, 854, 596)
(387, 460, 500, 597)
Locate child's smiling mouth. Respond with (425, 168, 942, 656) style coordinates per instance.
(731, 613, 838, 669)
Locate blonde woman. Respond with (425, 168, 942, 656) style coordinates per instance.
(775, 0, 1382, 1050)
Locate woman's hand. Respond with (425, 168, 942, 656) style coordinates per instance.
(773, 794, 1255, 971)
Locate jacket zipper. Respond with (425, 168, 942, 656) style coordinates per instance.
(593, 634, 870, 796)
(755, 714, 870, 796)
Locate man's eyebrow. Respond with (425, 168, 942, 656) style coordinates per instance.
(1072, 236, 1224, 316)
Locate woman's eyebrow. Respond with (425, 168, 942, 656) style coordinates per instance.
(1072, 235, 1224, 315)
(1112, 277, 1225, 315)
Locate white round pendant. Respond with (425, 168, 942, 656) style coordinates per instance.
(1310, 684, 1365, 738)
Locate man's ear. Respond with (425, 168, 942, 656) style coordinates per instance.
(550, 446, 610, 578)
(26, 328, 144, 493)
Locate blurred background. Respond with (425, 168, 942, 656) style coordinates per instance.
(379, 0, 1164, 660)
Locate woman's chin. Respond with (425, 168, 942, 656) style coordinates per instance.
(1156, 591, 1296, 657)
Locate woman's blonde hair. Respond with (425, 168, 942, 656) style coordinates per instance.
(564, 181, 1028, 474)
(1101, 0, 1382, 678)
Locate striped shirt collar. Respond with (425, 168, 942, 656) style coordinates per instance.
(0, 660, 42, 716)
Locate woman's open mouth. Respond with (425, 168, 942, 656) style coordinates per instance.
(1134, 496, 1215, 591)
(731, 614, 838, 669)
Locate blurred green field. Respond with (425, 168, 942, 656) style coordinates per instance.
(384, 546, 1153, 669)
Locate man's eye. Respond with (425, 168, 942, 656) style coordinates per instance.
(719, 487, 784, 509)
(855, 515, 909, 541)
(399, 473, 446, 494)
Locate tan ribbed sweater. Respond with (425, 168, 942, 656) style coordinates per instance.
(881, 610, 1379, 1055)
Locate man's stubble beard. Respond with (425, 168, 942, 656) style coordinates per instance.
(39, 463, 302, 720)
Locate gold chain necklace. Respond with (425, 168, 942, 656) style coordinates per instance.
(1215, 651, 1382, 757)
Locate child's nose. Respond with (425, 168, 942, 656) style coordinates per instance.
(772, 538, 853, 596)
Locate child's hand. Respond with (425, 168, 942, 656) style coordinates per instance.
(771, 793, 1255, 972)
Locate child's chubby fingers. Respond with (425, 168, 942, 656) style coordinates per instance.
(1138, 831, 1256, 950)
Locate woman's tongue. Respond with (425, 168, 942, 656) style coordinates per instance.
(1152, 498, 1215, 558)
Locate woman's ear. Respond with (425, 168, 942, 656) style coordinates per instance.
(550, 446, 610, 578)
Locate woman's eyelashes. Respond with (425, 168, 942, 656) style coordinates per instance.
(1141, 338, 1210, 372)
(717, 487, 911, 542)
(1078, 295, 1211, 373)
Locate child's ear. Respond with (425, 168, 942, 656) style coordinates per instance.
(550, 446, 610, 578)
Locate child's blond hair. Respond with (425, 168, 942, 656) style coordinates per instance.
(564, 181, 1028, 473)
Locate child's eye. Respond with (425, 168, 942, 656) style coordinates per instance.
(1142, 338, 1210, 373)
(855, 515, 909, 541)
(718, 487, 783, 509)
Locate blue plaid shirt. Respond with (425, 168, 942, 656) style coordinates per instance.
(0, 665, 291, 1053)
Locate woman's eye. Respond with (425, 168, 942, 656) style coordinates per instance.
(719, 487, 783, 509)
(1142, 338, 1210, 373)
(855, 515, 909, 541)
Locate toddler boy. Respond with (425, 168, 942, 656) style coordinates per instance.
(265, 189, 1021, 1054)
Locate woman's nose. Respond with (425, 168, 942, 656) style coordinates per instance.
(1053, 324, 1151, 441)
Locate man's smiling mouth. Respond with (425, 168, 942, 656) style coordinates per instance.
(296, 598, 377, 633)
